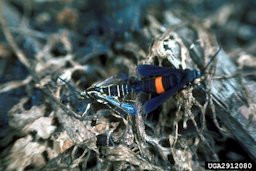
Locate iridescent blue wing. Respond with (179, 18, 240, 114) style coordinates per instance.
(143, 85, 182, 114)
(137, 64, 177, 78)
(96, 94, 137, 115)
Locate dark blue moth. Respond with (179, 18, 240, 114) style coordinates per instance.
(84, 65, 202, 115)
(60, 48, 219, 116)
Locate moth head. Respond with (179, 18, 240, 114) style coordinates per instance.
(185, 69, 202, 82)
(192, 70, 202, 85)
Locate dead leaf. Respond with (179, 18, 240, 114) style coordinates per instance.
(8, 98, 45, 130)
(52, 130, 74, 153)
(24, 117, 56, 139)
(5, 135, 46, 170)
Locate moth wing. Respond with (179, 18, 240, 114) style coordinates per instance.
(143, 85, 182, 114)
(99, 95, 137, 115)
(137, 64, 177, 78)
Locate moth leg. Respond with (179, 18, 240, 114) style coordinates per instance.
(105, 103, 130, 144)
(104, 102, 124, 116)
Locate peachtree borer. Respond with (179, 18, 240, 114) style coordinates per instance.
(59, 48, 220, 116)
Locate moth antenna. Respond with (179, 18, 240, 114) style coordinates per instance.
(202, 47, 221, 74)
(57, 76, 85, 98)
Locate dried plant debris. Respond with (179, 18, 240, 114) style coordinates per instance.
(0, 0, 256, 170)
(3, 135, 47, 170)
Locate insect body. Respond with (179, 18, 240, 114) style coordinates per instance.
(83, 77, 138, 115)
(84, 65, 202, 115)
(60, 49, 219, 116)
(135, 65, 202, 113)
(134, 48, 220, 114)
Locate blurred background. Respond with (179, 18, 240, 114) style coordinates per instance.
(0, 0, 255, 170)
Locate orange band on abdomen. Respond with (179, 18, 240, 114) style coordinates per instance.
(155, 76, 165, 94)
